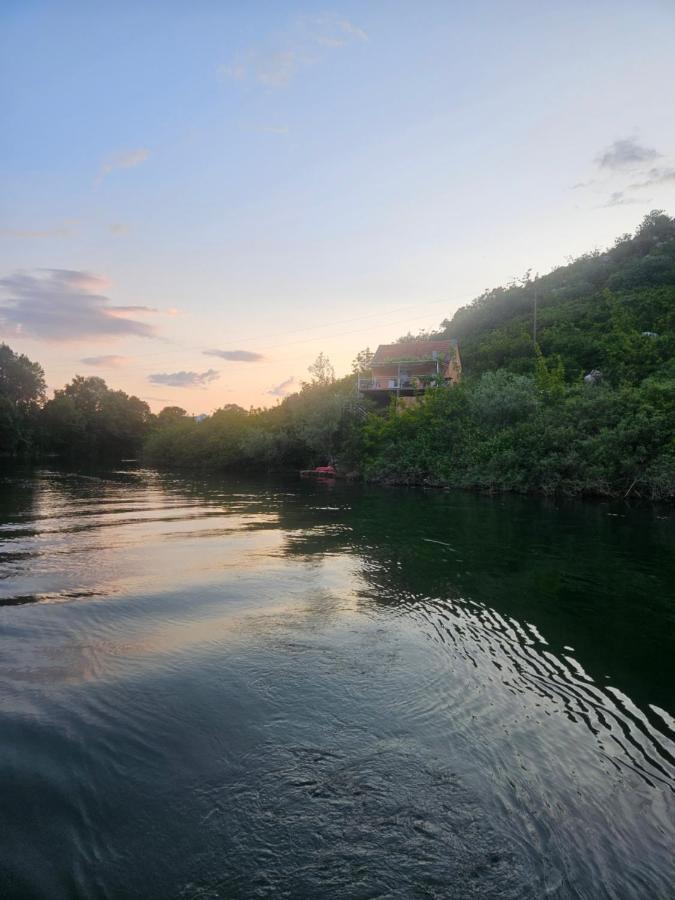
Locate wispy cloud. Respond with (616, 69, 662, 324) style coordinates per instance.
(258, 50, 300, 88)
(627, 166, 675, 190)
(80, 354, 132, 367)
(597, 138, 660, 169)
(108, 223, 130, 235)
(148, 369, 220, 388)
(0, 220, 77, 239)
(204, 349, 264, 362)
(307, 13, 368, 47)
(98, 148, 149, 182)
(107, 304, 158, 316)
(601, 191, 643, 208)
(0, 269, 156, 342)
(218, 14, 366, 89)
(220, 50, 302, 88)
(267, 375, 297, 397)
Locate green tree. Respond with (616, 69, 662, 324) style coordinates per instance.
(0, 344, 46, 455)
(157, 406, 188, 426)
(351, 347, 374, 374)
(306, 352, 335, 386)
(43, 375, 151, 460)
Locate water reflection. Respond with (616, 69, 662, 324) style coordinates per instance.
(0, 467, 673, 898)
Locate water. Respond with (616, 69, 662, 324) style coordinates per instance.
(0, 468, 673, 899)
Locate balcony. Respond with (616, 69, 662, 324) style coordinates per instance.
(358, 377, 417, 391)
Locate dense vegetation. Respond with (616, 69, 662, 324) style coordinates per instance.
(0, 351, 153, 461)
(2, 211, 673, 499)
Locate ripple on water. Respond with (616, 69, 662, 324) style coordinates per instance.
(0, 469, 673, 899)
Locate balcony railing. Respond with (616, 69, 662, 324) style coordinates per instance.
(358, 377, 416, 391)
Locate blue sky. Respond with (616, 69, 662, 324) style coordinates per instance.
(2, 0, 674, 411)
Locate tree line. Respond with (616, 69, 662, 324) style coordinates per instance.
(1, 211, 673, 499)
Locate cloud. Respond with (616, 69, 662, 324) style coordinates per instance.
(602, 191, 643, 208)
(80, 355, 131, 367)
(0, 220, 77, 239)
(98, 148, 149, 181)
(597, 138, 660, 169)
(627, 167, 675, 190)
(108, 304, 158, 315)
(267, 375, 297, 397)
(219, 50, 302, 88)
(0, 269, 156, 342)
(204, 349, 265, 362)
(257, 50, 300, 88)
(148, 369, 220, 388)
(307, 13, 368, 47)
(218, 14, 366, 89)
(108, 223, 130, 235)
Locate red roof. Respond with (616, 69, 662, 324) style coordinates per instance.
(370, 339, 459, 366)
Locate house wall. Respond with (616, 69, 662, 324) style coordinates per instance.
(370, 363, 438, 389)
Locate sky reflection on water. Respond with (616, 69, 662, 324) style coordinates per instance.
(0, 468, 673, 899)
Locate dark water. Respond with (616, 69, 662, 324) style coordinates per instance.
(0, 469, 673, 899)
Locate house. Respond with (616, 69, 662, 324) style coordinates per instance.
(357, 339, 461, 403)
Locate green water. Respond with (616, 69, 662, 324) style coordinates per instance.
(0, 468, 673, 898)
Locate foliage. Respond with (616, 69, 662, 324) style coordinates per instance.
(356, 375, 674, 499)
(351, 347, 374, 374)
(42, 376, 152, 460)
(305, 352, 335, 386)
(0, 344, 46, 456)
(436, 211, 675, 384)
(143, 374, 369, 471)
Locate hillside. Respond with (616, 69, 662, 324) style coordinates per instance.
(437, 210, 675, 384)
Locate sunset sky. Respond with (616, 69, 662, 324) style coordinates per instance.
(2, 0, 675, 412)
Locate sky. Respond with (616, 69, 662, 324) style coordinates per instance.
(1, 0, 675, 413)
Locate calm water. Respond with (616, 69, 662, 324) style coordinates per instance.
(0, 469, 673, 899)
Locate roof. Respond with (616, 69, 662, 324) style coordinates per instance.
(370, 339, 459, 366)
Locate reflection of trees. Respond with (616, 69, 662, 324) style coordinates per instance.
(271, 481, 674, 717)
(0, 466, 42, 524)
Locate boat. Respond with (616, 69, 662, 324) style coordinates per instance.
(300, 465, 339, 478)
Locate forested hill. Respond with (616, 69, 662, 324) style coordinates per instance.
(435, 210, 675, 384)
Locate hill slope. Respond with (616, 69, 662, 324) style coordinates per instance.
(437, 210, 675, 385)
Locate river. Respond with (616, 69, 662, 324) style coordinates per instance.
(0, 468, 673, 898)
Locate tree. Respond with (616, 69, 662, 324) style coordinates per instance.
(0, 344, 46, 407)
(157, 406, 188, 426)
(0, 344, 46, 455)
(42, 375, 151, 459)
(351, 347, 374, 374)
(306, 352, 335, 386)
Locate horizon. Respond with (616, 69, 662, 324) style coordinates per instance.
(2, 1, 675, 413)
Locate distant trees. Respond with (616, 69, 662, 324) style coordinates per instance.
(395, 329, 434, 344)
(157, 406, 188, 426)
(42, 375, 152, 459)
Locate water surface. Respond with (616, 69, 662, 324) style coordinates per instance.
(0, 468, 673, 898)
